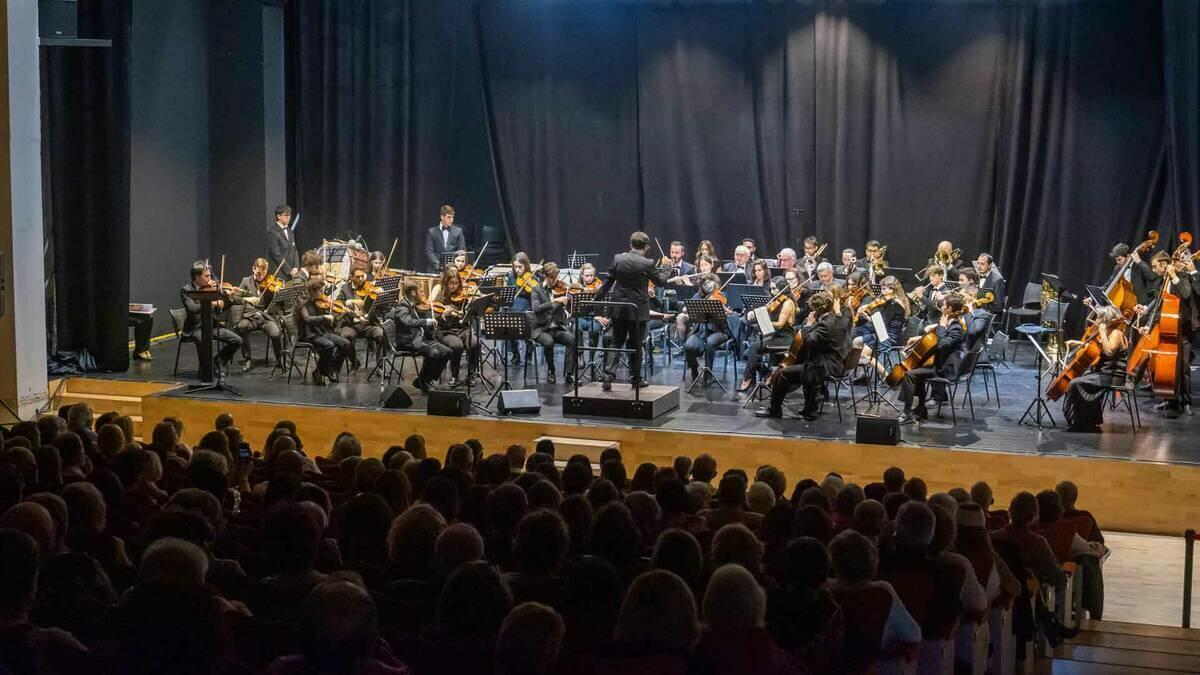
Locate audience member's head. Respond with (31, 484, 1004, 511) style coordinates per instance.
(62, 481, 106, 534)
(715, 474, 748, 509)
(139, 537, 209, 586)
(435, 562, 513, 640)
(894, 501, 936, 550)
(354, 458, 385, 494)
(673, 456, 693, 483)
(0, 502, 54, 556)
(780, 536, 830, 592)
(1009, 491, 1039, 527)
(852, 499, 886, 540)
(882, 491, 910, 520)
(614, 570, 699, 653)
(1036, 489, 1064, 524)
(591, 502, 641, 568)
(527, 479, 562, 511)
(586, 478, 620, 510)
(486, 484, 528, 535)
(54, 432, 85, 473)
(703, 564, 765, 631)
(685, 482, 712, 514)
(902, 477, 928, 502)
(651, 528, 704, 590)
(830, 530, 877, 584)
(600, 460, 627, 493)
(0, 528, 38, 619)
(263, 502, 322, 576)
(559, 494, 592, 559)
(970, 481, 995, 509)
(497, 602, 565, 675)
(421, 475, 461, 523)
(929, 492, 958, 518)
(747, 481, 776, 515)
(297, 581, 381, 673)
(25, 492, 67, 552)
(505, 444, 527, 472)
(711, 523, 763, 575)
(446, 443, 474, 472)
(692, 454, 718, 484)
(534, 438, 556, 459)
(331, 432, 363, 462)
(339, 493, 393, 558)
(515, 509, 569, 576)
(373, 469, 411, 515)
(387, 503, 447, 574)
(793, 504, 833, 544)
(1055, 480, 1080, 511)
(434, 523, 485, 579)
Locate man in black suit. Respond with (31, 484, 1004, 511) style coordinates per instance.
(667, 240, 696, 279)
(266, 204, 300, 280)
(756, 291, 847, 420)
(424, 205, 467, 272)
(898, 292, 967, 425)
(973, 253, 1007, 311)
(529, 263, 577, 384)
(391, 281, 451, 392)
(596, 231, 672, 390)
(721, 245, 752, 276)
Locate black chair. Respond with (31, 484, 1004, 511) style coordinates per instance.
(823, 341, 865, 422)
(927, 345, 984, 425)
(1100, 371, 1140, 431)
(169, 308, 200, 377)
(740, 341, 790, 409)
(1004, 282, 1044, 335)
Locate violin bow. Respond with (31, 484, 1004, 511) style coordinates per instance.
(382, 238, 399, 273)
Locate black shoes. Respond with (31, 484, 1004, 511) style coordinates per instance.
(754, 407, 782, 419)
(565, 373, 576, 385)
(546, 371, 557, 384)
(447, 377, 461, 389)
(601, 373, 614, 392)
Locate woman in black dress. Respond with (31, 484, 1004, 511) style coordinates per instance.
(739, 277, 798, 392)
(1063, 305, 1128, 431)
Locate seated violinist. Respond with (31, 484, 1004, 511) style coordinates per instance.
(334, 268, 389, 371)
(181, 261, 243, 378)
(1062, 305, 1127, 432)
(845, 272, 877, 348)
(755, 291, 847, 420)
(739, 277, 797, 393)
(429, 265, 478, 387)
(574, 263, 611, 354)
(857, 276, 911, 376)
(234, 258, 284, 372)
(896, 292, 966, 425)
(291, 250, 325, 289)
(678, 274, 733, 384)
(295, 277, 353, 386)
(368, 251, 388, 281)
(391, 281, 451, 392)
(530, 262, 577, 384)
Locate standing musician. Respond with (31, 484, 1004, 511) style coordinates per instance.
(739, 276, 797, 393)
(667, 241, 696, 278)
(266, 204, 299, 280)
(1062, 305, 1128, 432)
(334, 268, 389, 371)
(722, 246, 752, 276)
(740, 238, 760, 262)
(755, 290, 847, 420)
(896, 292, 967, 425)
(529, 262, 578, 384)
(1137, 251, 1195, 417)
(392, 281, 452, 392)
(595, 231, 673, 390)
(973, 253, 1006, 310)
(839, 248, 868, 277)
(234, 258, 285, 372)
(1107, 243, 1157, 305)
(182, 261, 244, 377)
(680, 274, 733, 384)
(295, 277, 353, 386)
(429, 266, 478, 388)
(424, 205, 467, 272)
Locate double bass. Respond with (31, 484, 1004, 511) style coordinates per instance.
(1107, 231, 1159, 317)
(1127, 234, 1188, 398)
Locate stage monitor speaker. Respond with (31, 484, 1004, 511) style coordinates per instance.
(39, 0, 78, 38)
(380, 386, 414, 410)
(498, 389, 541, 415)
(428, 390, 470, 417)
(856, 417, 899, 446)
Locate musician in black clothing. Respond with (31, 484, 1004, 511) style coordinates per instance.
(681, 275, 733, 384)
(266, 205, 300, 280)
(845, 271, 878, 348)
(595, 231, 673, 390)
(973, 253, 1007, 311)
(919, 265, 950, 323)
(755, 291, 847, 420)
(334, 268, 389, 371)
(897, 292, 967, 425)
(959, 285, 992, 354)
(739, 276, 797, 393)
(234, 258, 284, 372)
(424, 205, 467, 272)
(392, 281, 451, 392)
(1139, 251, 1195, 417)
(529, 263, 577, 384)
(295, 277, 353, 386)
(1109, 243, 1158, 305)
(181, 261, 243, 377)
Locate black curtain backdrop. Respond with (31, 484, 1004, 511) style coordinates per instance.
(288, 0, 1184, 318)
(43, 0, 132, 371)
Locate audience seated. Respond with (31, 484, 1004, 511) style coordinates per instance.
(0, 411, 1125, 674)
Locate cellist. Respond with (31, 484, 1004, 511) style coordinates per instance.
(1062, 305, 1128, 431)
(754, 291, 847, 420)
(1137, 251, 1195, 417)
(896, 292, 966, 425)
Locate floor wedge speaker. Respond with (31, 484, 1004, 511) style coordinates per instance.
(856, 416, 899, 445)
(498, 389, 541, 415)
(428, 390, 470, 417)
(380, 386, 414, 410)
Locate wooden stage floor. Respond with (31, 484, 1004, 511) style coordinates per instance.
(76, 333, 1200, 535)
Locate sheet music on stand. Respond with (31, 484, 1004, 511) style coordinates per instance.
(440, 251, 474, 268)
(566, 253, 598, 269)
(374, 275, 402, 294)
(742, 293, 773, 337)
(684, 299, 731, 336)
(722, 283, 761, 312)
(491, 286, 517, 310)
(269, 283, 305, 315)
(569, 292, 600, 316)
(367, 288, 400, 321)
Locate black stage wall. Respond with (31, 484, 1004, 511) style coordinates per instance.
(288, 0, 1178, 311)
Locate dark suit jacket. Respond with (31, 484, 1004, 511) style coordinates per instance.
(424, 225, 466, 271)
(800, 312, 848, 376)
(597, 251, 672, 321)
(670, 260, 697, 278)
(979, 269, 1007, 310)
(721, 262, 750, 275)
(931, 317, 966, 378)
(392, 299, 436, 349)
(266, 224, 299, 279)
(530, 284, 569, 333)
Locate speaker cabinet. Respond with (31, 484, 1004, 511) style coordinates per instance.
(428, 390, 470, 417)
(380, 386, 414, 410)
(498, 389, 541, 415)
(39, 0, 78, 38)
(856, 416, 900, 446)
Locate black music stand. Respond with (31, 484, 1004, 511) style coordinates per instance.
(364, 289, 400, 383)
(482, 312, 531, 412)
(268, 283, 306, 380)
(566, 252, 598, 269)
(572, 300, 641, 397)
(462, 293, 498, 409)
(739, 293, 774, 405)
(683, 299, 730, 393)
(1017, 325, 1057, 429)
(1042, 272, 1067, 370)
(440, 251, 474, 269)
(183, 289, 242, 397)
(569, 292, 603, 382)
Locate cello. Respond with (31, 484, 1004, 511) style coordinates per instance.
(884, 306, 966, 388)
(1046, 315, 1127, 401)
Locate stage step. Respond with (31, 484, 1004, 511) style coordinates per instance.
(47, 378, 181, 441)
(535, 435, 619, 467)
(1039, 620, 1200, 674)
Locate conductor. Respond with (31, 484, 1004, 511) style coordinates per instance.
(596, 231, 672, 391)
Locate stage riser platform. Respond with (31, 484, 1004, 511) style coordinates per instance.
(562, 383, 679, 419)
(138, 390, 1200, 537)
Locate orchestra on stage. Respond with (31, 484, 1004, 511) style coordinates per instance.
(165, 202, 1197, 432)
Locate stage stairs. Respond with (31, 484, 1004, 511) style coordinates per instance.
(1036, 619, 1200, 673)
(46, 378, 181, 441)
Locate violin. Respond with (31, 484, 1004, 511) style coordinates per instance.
(220, 282, 248, 297)
(847, 285, 868, 313)
(856, 296, 888, 317)
(355, 280, 379, 300)
(257, 274, 283, 293)
(571, 278, 604, 294)
(515, 271, 539, 293)
(548, 279, 569, 297)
